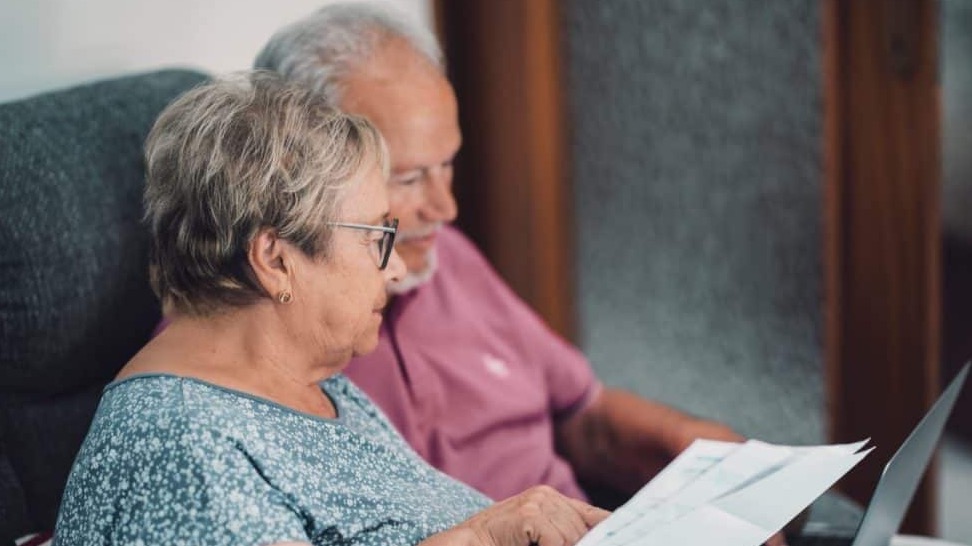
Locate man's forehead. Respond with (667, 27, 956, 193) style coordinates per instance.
(340, 41, 450, 109)
(342, 69, 449, 115)
(336, 43, 460, 169)
(355, 37, 438, 79)
(341, 77, 459, 162)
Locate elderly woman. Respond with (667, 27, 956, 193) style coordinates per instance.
(53, 73, 607, 546)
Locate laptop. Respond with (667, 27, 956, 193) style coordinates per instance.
(792, 361, 970, 546)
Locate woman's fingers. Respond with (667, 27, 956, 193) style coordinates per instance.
(538, 500, 587, 545)
(521, 487, 608, 546)
(564, 496, 611, 528)
(461, 486, 611, 546)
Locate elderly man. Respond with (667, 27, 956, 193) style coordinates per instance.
(254, 2, 743, 504)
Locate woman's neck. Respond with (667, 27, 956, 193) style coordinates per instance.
(120, 305, 343, 419)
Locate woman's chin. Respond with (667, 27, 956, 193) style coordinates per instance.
(350, 333, 381, 358)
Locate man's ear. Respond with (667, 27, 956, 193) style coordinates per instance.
(248, 228, 292, 297)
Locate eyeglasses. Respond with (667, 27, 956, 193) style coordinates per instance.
(327, 218, 399, 270)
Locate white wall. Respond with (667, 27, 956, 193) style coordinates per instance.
(0, 0, 432, 104)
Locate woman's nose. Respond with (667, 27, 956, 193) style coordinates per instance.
(384, 247, 407, 281)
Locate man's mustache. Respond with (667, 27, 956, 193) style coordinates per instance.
(395, 222, 443, 243)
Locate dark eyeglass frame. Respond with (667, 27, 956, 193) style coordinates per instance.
(327, 218, 399, 270)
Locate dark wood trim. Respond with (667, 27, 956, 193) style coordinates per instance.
(434, 0, 576, 340)
(822, 0, 941, 535)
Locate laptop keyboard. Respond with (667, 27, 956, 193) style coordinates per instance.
(788, 532, 855, 546)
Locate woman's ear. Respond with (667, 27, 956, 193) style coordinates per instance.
(248, 228, 292, 298)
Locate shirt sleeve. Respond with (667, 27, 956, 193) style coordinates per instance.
(508, 293, 602, 420)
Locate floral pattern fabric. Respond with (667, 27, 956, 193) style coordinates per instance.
(54, 374, 491, 546)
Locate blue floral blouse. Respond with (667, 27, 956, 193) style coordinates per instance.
(54, 374, 491, 545)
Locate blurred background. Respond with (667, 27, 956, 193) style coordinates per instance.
(1, 0, 969, 542)
(0, 0, 430, 103)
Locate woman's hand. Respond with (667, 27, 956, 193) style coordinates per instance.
(424, 486, 610, 546)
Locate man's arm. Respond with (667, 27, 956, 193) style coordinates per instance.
(554, 387, 742, 495)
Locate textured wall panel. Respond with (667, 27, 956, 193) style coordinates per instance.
(942, 0, 972, 441)
(565, 0, 823, 443)
(943, 0, 972, 242)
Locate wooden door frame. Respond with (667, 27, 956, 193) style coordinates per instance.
(434, 0, 575, 340)
(823, 0, 941, 534)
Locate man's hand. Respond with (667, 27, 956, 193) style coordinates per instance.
(556, 387, 742, 490)
(556, 387, 790, 546)
(633, 411, 744, 479)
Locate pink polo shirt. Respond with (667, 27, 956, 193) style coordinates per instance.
(345, 225, 600, 501)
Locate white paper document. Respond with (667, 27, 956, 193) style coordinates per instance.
(578, 439, 872, 546)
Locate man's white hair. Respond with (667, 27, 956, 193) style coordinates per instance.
(254, 1, 444, 106)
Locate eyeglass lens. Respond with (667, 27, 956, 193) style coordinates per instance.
(378, 218, 398, 270)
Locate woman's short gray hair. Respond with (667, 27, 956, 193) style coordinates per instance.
(144, 71, 388, 316)
(253, 1, 443, 106)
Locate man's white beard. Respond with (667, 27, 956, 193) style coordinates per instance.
(386, 249, 438, 295)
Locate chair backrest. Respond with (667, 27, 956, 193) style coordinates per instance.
(0, 69, 209, 540)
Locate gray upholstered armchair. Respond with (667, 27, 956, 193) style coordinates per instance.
(0, 69, 208, 541)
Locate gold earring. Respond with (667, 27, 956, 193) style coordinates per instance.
(276, 290, 293, 304)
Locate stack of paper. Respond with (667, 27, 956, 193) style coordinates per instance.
(579, 439, 872, 546)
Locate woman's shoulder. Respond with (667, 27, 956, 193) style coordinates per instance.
(58, 376, 314, 545)
(103, 373, 221, 413)
(69, 376, 229, 496)
(91, 375, 219, 444)
(95, 374, 288, 445)
(104, 374, 313, 429)
(99, 374, 189, 420)
(78, 375, 303, 486)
